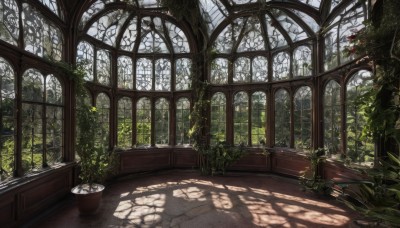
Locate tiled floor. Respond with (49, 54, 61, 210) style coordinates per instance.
(32, 170, 360, 227)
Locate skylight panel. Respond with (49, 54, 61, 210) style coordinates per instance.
(199, 0, 228, 35)
(298, 0, 321, 9)
(271, 10, 309, 42)
(137, 0, 162, 8)
(38, 0, 62, 18)
(213, 17, 245, 53)
(166, 22, 190, 53)
(237, 17, 265, 52)
(228, 0, 257, 5)
(289, 9, 319, 32)
(87, 10, 130, 47)
(265, 14, 288, 48)
(80, 0, 107, 29)
(120, 17, 138, 52)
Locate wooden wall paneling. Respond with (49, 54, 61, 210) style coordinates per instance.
(172, 148, 198, 168)
(0, 191, 16, 226)
(271, 150, 309, 177)
(120, 149, 173, 173)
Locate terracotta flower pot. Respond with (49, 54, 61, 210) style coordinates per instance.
(71, 183, 105, 215)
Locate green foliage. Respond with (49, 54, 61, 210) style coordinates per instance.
(339, 153, 400, 226)
(76, 105, 118, 185)
(344, 0, 400, 146)
(199, 141, 247, 176)
(300, 148, 333, 195)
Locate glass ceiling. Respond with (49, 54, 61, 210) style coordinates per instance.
(80, 0, 348, 51)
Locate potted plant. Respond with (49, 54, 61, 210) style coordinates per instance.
(66, 64, 117, 215)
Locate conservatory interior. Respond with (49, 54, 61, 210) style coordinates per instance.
(1, 0, 399, 227)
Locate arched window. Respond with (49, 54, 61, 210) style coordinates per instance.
(136, 58, 153, 91)
(251, 92, 266, 146)
(155, 98, 169, 146)
(176, 98, 191, 146)
(275, 89, 290, 147)
(210, 93, 226, 144)
(0, 57, 15, 181)
(21, 69, 64, 174)
(117, 97, 133, 149)
(294, 86, 312, 151)
(346, 70, 374, 166)
(324, 80, 341, 158)
(234, 92, 249, 145)
(136, 98, 151, 146)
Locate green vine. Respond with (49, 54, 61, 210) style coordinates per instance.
(345, 0, 400, 148)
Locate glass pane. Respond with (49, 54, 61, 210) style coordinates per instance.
(234, 92, 249, 145)
(211, 58, 228, 84)
(96, 93, 110, 147)
(0, 0, 19, 45)
(289, 9, 319, 32)
(137, 0, 161, 8)
(166, 21, 190, 53)
(299, 0, 321, 9)
(272, 52, 290, 81)
(0, 57, 15, 181)
(252, 56, 268, 82)
(80, 0, 107, 29)
(213, 18, 245, 54)
(251, 92, 266, 146)
(324, 80, 341, 159)
(38, 0, 61, 17)
(346, 70, 374, 166)
(330, 0, 341, 13)
(324, 26, 338, 71)
(120, 17, 138, 52)
(237, 17, 265, 52)
(175, 58, 192, 91)
(293, 46, 312, 77)
(117, 97, 133, 149)
(46, 106, 63, 166)
(23, 4, 63, 60)
(294, 86, 312, 151)
(76, 41, 94, 81)
(21, 103, 43, 174)
(210, 93, 226, 144)
(96, 49, 111, 85)
(46, 75, 63, 105)
(176, 98, 191, 145)
(118, 56, 133, 89)
(199, 0, 228, 35)
(22, 69, 44, 102)
(138, 32, 169, 53)
(136, 58, 152, 91)
(233, 57, 251, 83)
(155, 98, 169, 145)
(87, 9, 130, 47)
(136, 98, 151, 146)
(271, 10, 309, 42)
(265, 14, 287, 49)
(155, 59, 171, 91)
(275, 89, 290, 147)
(339, 3, 365, 64)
